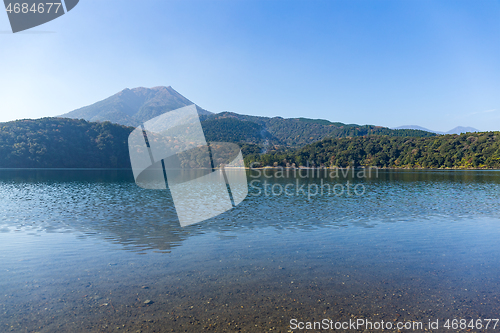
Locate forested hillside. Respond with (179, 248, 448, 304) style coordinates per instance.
(0, 118, 262, 168)
(200, 117, 276, 144)
(0, 118, 494, 169)
(206, 112, 436, 147)
(0, 118, 133, 168)
(247, 133, 500, 169)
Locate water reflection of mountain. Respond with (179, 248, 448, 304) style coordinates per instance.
(1, 169, 499, 253)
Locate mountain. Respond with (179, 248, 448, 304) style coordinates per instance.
(60, 86, 212, 127)
(445, 126, 480, 134)
(1, 87, 491, 169)
(59, 86, 436, 149)
(394, 125, 480, 135)
(393, 125, 443, 134)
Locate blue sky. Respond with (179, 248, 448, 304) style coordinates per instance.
(1, 0, 499, 131)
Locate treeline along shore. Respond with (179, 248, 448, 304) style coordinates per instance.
(1, 117, 499, 169)
(245, 133, 500, 169)
(0, 118, 133, 168)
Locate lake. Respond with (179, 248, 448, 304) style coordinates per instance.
(1, 169, 500, 332)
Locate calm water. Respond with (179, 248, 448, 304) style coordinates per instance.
(1, 169, 500, 332)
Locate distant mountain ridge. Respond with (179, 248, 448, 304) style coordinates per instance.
(0, 118, 497, 169)
(446, 126, 481, 134)
(60, 86, 436, 148)
(60, 86, 211, 127)
(204, 112, 436, 147)
(394, 125, 480, 135)
(1, 86, 495, 169)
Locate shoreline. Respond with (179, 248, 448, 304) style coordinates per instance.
(1, 166, 500, 171)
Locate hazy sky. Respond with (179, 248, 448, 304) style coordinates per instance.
(1, 0, 499, 131)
